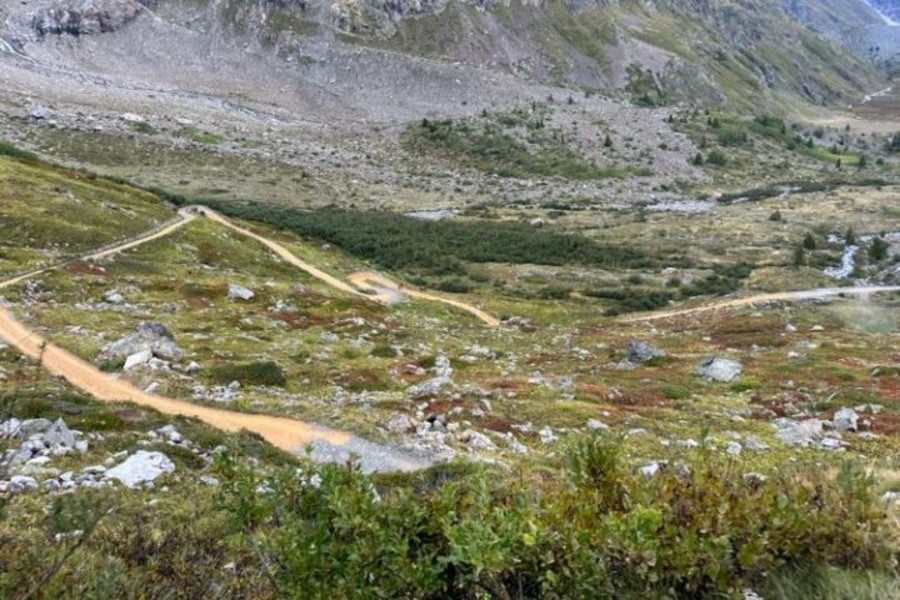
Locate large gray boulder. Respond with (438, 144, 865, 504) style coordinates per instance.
(105, 451, 175, 488)
(625, 340, 666, 364)
(43, 418, 76, 450)
(407, 354, 453, 398)
(98, 321, 182, 362)
(832, 408, 858, 432)
(694, 357, 742, 383)
(774, 419, 825, 447)
(227, 283, 255, 301)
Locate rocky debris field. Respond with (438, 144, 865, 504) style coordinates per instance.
(0, 416, 220, 496)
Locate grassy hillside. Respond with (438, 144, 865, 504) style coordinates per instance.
(0, 153, 175, 277)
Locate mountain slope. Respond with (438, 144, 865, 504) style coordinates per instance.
(0, 0, 891, 112)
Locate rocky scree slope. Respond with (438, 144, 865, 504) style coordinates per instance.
(3, 0, 890, 110)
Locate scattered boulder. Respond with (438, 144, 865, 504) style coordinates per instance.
(772, 418, 845, 450)
(105, 451, 175, 488)
(407, 354, 453, 398)
(726, 441, 742, 456)
(98, 321, 182, 363)
(624, 340, 665, 364)
(30, 105, 52, 120)
(43, 419, 76, 450)
(639, 462, 662, 477)
(832, 408, 858, 432)
(742, 436, 769, 451)
(586, 419, 609, 431)
(227, 283, 255, 301)
(539, 426, 556, 444)
(21, 418, 53, 437)
(123, 349, 153, 371)
(694, 357, 742, 383)
(9, 476, 39, 492)
(464, 431, 498, 451)
(119, 113, 146, 123)
(0, 418, 22, 438)
(103, 289, 125, 304)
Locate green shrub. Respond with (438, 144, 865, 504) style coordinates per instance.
(208, 361, 287, 387)
(706, 149, 728, 165)
(0, 141, 38, 162)
(537, 285, 571, 300)
(715, 126, 748, 147)
(98, 357, 126, 372)
(370, 344, 399, 358)
(661, 385, 692, 400)
(436, 278, 473, 294)
(214, 437, 896, 599)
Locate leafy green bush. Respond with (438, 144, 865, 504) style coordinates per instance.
(660, 385, 692, 400)
(706, 149, 728, 165)
(0, 141, 38, 162)
(537, 285, 571, 300)
(370, 344, 399, 358)
(214, 436, 897, 599)
(209, 361, 287, 387)
(436, 278, 473, 294)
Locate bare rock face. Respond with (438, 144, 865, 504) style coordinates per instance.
(32, 0, 155, 36)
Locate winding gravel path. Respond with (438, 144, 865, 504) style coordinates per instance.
(620, 286, 900, 323)
(0, 207, 436, 472)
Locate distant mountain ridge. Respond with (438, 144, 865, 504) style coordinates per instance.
(0, 0, 895, 111)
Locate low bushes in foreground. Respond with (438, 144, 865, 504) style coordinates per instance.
(216, 436, 897, 599)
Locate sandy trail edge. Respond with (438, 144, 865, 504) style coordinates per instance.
(348, 272, 501, 327)
(619, 286, 900, 323)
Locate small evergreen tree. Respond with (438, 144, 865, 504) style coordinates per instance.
(792, 246, 806, 268)
(604, 134, 613, 148)
(870, 237, 889, 262)
(845, 227, 856, 245)
(691, 152, 704, 166)
(802, 232, 817, 250)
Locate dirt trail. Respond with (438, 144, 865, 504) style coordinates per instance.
(620, 286, 900, 323)
(348, 272, 501, 327)
(0, 213, 196, 291)
(85, 212, 196, 261)
(200, 208, 365, 298)
(0, 207, 434, 471)
(197, 207, 500, 327)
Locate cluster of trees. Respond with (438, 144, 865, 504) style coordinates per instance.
(201, 201, 672, 275)
(404, 115, 640, 180)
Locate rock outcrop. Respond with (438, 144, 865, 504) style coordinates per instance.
(32, 0, 155, 36)
(98, 321, 182, 363)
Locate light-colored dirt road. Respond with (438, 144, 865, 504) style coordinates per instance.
(620, 286, 900, 323)
(200, 208, 365, 298)
(348, 271, 502, 327)
(195, 206, 501, 327)
(84, 212, 196, 261)
(0, 212, 195, 291)
(0, 308, 428, 471)
(0, 207, 435, 471)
